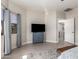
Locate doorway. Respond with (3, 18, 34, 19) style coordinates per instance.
(58, 22, 64, 43)
(58, 18, 75, 44)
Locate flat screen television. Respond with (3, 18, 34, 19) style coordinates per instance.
(31, 24, 45, 32)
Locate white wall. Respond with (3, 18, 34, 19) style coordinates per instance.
(26, 10, 45, 43)
(65, 8, 78, 45)
(56, 11, 65, 19)
(45, 11, 57, 43)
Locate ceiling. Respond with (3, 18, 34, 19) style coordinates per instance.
(10, 0, 78, 11)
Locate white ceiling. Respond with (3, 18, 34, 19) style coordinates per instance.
(10, 0, 78, 11)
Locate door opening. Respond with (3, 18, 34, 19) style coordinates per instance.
(58, 23, 64, 43)
(58, 18, 75, 44)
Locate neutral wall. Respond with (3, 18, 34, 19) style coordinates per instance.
(26, 10, 45, 43)
(65, 8, 78, 45)
(45, 11, 57, 43)
(56, 11, 65, 19)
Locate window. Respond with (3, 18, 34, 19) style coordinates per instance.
(10, 12, 17, 34)
(11, 23, 17, 33)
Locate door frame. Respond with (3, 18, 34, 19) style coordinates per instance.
(58, 22, 65, 42)
(57, 18, 75, 44)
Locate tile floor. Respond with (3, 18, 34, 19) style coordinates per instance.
(2, 42, 73, 59)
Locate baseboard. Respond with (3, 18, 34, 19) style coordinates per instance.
(26, 41, 32, 44)
(22, 41, 27, 45)
(46, 40, 58, 43)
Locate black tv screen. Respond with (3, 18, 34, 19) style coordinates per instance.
(31, 24, 45, 32)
